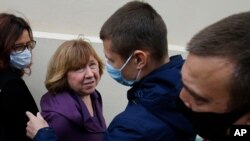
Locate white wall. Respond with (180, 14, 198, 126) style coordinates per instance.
(23, 34, 187, 125)
(1, 0, 250, 47)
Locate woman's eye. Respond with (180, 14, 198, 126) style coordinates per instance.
(89, 62, 98, 69)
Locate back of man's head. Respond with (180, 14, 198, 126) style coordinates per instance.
(100, 1, 168, 62)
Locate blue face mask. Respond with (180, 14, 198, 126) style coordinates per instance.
(10, 49, 32, 69)
(106, 55, 140, 86)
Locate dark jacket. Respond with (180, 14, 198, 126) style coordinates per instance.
(0, 68, 39, 141)
(40, 90, 106, 141)
(104, 55, 196, 141)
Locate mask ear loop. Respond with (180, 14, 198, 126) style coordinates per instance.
(133, 53, 143, 81)
(119, 54, 133, 71)
(135, 69, 141, 81)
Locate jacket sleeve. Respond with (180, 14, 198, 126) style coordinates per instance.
(104, 117, 153, 141)
(33, 127, 58, 141)
(0, 79, 38, 141)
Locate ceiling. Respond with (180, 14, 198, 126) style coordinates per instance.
(1, 0, 250, 47)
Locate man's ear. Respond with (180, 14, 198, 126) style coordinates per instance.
(133, 50, 148, 70)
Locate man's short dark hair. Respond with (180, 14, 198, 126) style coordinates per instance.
(187, 11, 250, 111)
(100, 1, 168, 62)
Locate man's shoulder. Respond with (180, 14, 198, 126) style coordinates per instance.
(109, 101, 169, 131)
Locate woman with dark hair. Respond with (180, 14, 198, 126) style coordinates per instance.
(0, 13, 39, 141)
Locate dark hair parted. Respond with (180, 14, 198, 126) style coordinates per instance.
(100, 1, 168, 62)
(0, 13, 33, 75)
(187, 11, 250, 111)
(45, 38, 104, 93)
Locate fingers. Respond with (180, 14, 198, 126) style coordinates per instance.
(26, 111, 44, 120)
(36, 112, 44, 120)
(26, 111, 50, 139)
(26, 125, 32, 138)
(26, 111, 36, 120)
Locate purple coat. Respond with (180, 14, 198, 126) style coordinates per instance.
(40, 90, 106, 141)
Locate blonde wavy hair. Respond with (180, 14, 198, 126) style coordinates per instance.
(45, 38, 104, 93)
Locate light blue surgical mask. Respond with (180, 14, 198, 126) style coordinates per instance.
(106, 54, 141, 86)
(10, 48, 31, 69)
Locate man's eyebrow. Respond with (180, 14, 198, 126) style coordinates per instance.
(182, 82, 209, 103)
(105, 54, 114, 62)
(104, 54, 110, 60)
(104, 54, 108, 59)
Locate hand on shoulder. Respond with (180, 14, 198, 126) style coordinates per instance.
(26, 111, 49, 139)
